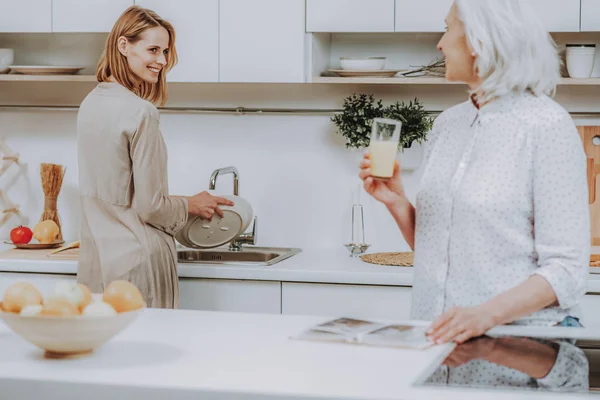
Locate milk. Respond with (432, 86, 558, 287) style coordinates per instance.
(370, 141, 398, 179)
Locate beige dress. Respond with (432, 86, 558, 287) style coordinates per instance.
(76, 82, 188, 308)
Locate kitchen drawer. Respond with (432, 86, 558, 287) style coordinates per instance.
(282, 282, 412, 320)
(179, 278, 281, 314)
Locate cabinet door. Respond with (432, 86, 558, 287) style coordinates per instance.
(525, 0, 580, 32)
(581, 0, 600, 32)
(395, 0, 453, 32)
(134, 0, 219, 82)
(0, 0, 51, 33)
(0, 273, 75, 297)
(307, 0, 395, 33)
(220, 0, 306, 82)
(581, 294, 600, 329)
(282, 282, 412, 320)
(179, 278, 281, 314)
(52, 0, 133, 33)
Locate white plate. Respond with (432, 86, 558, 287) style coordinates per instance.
(175, 194, 254, 249)
(327, 69, 404, 77)
(8, 65, 85, 75)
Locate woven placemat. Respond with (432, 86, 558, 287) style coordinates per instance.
(361, 252, 413, 267)
(362, 253, 600, 268)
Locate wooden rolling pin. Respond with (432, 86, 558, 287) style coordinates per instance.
(49, 240, 80, 255)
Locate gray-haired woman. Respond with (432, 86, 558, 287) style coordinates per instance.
(360, 0, 589, 344)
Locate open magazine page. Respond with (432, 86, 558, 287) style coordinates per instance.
(361, 324, 433, 349)
(293, 317, 384, 343)
(293, 317, 435, 349)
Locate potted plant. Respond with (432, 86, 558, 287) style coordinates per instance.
(331, 94, 433, 170)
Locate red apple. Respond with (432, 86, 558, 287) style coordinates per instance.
(10, 226, 33, 245)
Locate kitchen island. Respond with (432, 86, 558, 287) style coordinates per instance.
(0, 309, 597, 400)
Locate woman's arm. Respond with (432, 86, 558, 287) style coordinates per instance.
(130, 109, 188, 236)
(386, 199, 416, 251)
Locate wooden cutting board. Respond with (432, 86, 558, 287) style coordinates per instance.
(0, 248, 79, 261)
(578, 126, 600, 247)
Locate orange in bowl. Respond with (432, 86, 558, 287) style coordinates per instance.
(103, 280, 144, 313)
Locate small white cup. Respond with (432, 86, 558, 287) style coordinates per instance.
(566, 44, 596, 78)
(0, 48, 14, 74)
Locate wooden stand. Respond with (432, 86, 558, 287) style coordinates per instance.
(0, 138, 21, 228)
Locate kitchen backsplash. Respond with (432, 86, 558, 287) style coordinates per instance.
(2, 84, 600, 252)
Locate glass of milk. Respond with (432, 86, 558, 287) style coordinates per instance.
(369, 118, 402, 179)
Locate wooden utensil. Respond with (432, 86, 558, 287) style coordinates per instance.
(49, 240, 80, 255)
(577, 127, 600, 246)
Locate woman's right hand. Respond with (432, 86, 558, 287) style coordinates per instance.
(359, 151, 407, 208)
(187, 191, 234, 220)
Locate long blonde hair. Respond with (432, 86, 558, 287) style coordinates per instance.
(96, 5, 177, 106)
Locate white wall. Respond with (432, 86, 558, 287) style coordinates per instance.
(0, 104, 425, 253)
(2, 81, 600, 254)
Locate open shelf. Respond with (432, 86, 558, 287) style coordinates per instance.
(0, 74, 97, 82)
(1, 74, 600, 86)
(312, 76, 600, 85)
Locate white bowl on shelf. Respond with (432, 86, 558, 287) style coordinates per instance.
(340, 57, 386, 71)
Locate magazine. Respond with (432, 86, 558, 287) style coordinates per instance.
(293, 317, 434, 350)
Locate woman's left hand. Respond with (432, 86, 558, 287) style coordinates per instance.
(427, 306, 497, 345)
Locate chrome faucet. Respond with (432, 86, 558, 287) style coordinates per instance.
(208, 166, 257, 251)
(209, 166, 239, 195)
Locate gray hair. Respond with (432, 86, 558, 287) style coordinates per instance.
(455, 0, 561, 105)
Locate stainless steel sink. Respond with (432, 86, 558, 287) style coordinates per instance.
(177, 246, 302, 266)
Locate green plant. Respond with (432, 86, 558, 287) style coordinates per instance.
(385, 99, 434, 149)
(331, 94, 433, 150)
(330, 94, 384, 150)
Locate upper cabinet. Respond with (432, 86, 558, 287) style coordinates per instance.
(134, 0, 219, 83)
(220, 0, 306, 83)
(581, 0, 600, 32)
(306, 0, 395, 33)
(525, 0, 580, 32)
(395, 0, 453, 32)
(0, 0, 51, 32)
(52, 0, 133, 33)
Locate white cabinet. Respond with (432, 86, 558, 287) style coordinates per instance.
(306, 0, 395, 33)
(581, 0, 600, 32)
(0, 273, 75, 296)
(0, 0, 51, 33)
(52, 0, 133, 33)
(179, 278, 281, 314)
(525, 0, 580, 32)
(135, 0, 219, 82)
(282, 282, 412, 320)
(219, 0, 306, 83)
(581, 294, 600, 329)
(395, 0, 453, 32)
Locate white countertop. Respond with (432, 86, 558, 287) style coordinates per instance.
(0, 309, 597, 400)
(2, 247, 600, 295)
(2, 248, 600, 293)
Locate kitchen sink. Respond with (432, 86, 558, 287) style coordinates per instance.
(177, 246, 302, 266)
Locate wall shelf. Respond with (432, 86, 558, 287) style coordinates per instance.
(1, 74, 600, 86)
(0, 74, 96, 82)
(312, 76, 600, 86)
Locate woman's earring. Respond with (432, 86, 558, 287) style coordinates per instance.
(471, 51, 477, 57)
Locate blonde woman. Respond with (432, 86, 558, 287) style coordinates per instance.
(360, 0, 589, 343)
(77, 6, 233, 308)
